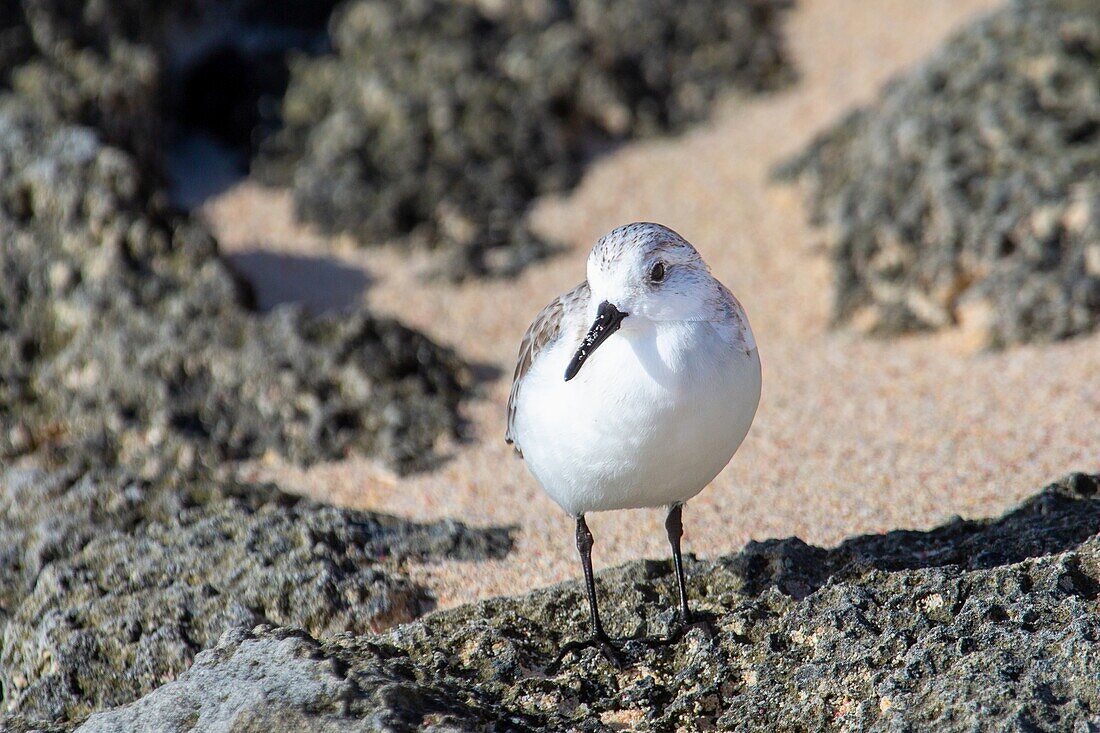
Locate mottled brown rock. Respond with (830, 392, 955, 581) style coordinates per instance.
(78, 474, 1100, 732)
(780, 0, 1100, 346)
(0, 96, 469, 475)
(258, 0, 795, 278)
(0, 462, 514, 729)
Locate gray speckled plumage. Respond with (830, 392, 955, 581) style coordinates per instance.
(591, 222, 699, 271)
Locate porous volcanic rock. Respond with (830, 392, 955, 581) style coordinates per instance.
(780, 0, 1100, 346)
(78, 473, 1100, 731)
(0, 0, 163, 168)
(0, 0, 345, 177)
(0, 96, 468, 474)
(0, 456, 260, 622)
(0, 461, 514, 730)
(257, 0, 795, 278)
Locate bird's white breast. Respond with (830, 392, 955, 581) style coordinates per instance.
(512, 320, 761, 515)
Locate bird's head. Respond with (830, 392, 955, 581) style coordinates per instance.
(565, 222, 728, 381)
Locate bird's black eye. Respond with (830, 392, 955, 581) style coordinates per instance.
(649, 261, 666, 283)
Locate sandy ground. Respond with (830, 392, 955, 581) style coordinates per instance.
(203, 0, 1100, 611)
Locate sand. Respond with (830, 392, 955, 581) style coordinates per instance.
(202, 0, 1100, 611)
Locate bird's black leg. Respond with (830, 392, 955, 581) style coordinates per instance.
(666, 503, 692, 623)
(550, 515, 623, 670)
(577, 514, 612, 643)
(663, 503, 715, 641)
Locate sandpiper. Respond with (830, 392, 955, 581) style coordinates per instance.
(506, 222, 761, 664)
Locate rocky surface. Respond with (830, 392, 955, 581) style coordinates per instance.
(67, 473, 1100, 731)
(0, 21, 509, 733)
(780, 0, 1100, 346)
(0, 0, 343, 177)
(0, 0, 163, 169)
(0, 95, 505, 727)
(0, 457, 254, 623)
(257, 0, 795, 278)
(0, 96, 469, 474)
(0, 461, 514, 730)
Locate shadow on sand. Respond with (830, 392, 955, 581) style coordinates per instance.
(226, 249, 372, 314)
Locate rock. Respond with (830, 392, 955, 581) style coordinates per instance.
(0, 0, 276, 171)
(75, 627, 370, 733)
(0, 462, 514, 729)
(0, 0, 164, 169)
(0, 96, 469, 474)
(76, 473, 1100, 731)
(1, 0, 792, 275)
(0, 459, 246, 622)
(256, 0, 795, 279)
(0, 0, 345, 177)
(779, 0, 1100, 347)
(0, 30, 495, 733)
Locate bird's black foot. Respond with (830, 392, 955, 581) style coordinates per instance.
(549, 634, 624, 672)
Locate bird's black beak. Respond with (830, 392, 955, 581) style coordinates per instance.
(564, 301, 628, 381)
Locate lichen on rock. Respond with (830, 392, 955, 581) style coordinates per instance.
(780, 0, 1100, 347)
(0, 95, 469, 475)
(0, 0, 345, 174)
(0, 87, 505, 730)
(0, 461, 515, 730)
(74, 473, 1100, 732)
(257, 0, 795, 278)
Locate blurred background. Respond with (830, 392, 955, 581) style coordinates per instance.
(2, 0, 1100, 725)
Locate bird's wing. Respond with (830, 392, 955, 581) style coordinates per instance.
(506, 281, 589, 457)
(716, 281, 758, 355)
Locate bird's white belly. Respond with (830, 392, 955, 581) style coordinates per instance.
(513, 322, 761, 515)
